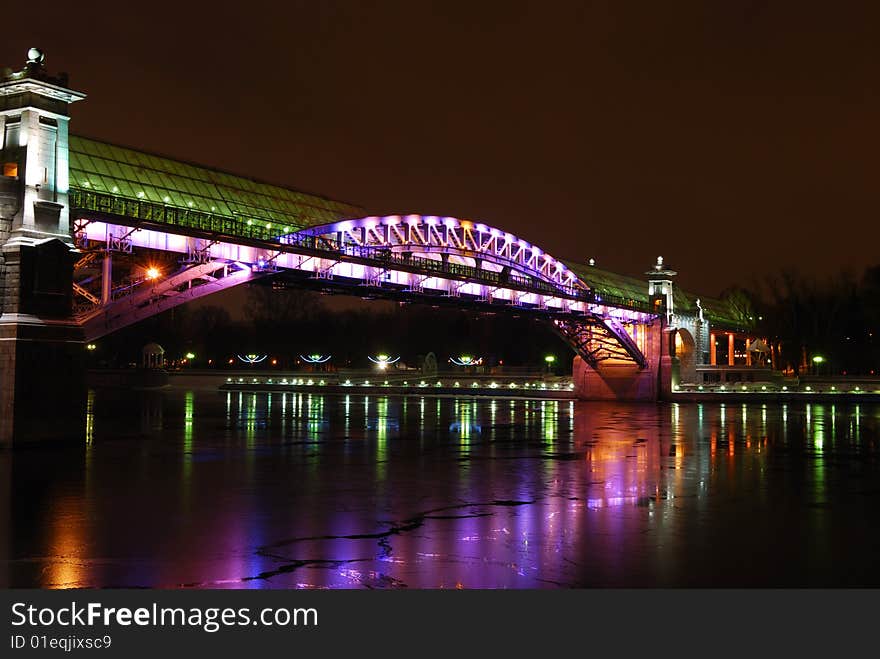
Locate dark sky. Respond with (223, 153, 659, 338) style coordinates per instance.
(4, 1, 880, 296)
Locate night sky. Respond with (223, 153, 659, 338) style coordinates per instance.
(4, 1, 879, 296)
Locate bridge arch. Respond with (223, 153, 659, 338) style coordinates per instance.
(288, 215, 585, 293)
(675, 327, 697, 384)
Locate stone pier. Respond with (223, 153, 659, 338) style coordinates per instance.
(0, 50, 86, 445)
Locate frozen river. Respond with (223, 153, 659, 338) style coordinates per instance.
(2, 389, 878, 588)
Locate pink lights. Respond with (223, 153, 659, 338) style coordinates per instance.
(284, 214, 586, 292)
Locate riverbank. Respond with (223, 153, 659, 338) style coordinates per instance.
(215, 371, 577, 399)
(86, 369, 880, 404)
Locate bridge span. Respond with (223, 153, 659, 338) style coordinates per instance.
(0, 50, 753, 444)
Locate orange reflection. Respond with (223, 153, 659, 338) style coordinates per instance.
(44, 495, 87, 589)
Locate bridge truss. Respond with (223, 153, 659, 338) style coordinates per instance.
(70, 193, 658, 367)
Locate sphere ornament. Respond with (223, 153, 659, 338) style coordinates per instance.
(27, 48, 45, 65)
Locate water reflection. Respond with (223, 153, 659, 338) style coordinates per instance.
(3, 392, 880, 588)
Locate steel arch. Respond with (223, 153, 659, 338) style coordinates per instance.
(286, 215, 583, 292)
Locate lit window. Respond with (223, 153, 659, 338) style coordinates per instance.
(2, 162, 18, 177)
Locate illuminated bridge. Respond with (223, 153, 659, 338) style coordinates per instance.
(0, 50, 754, 443)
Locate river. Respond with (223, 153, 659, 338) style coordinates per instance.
(2, 388, 878, 588)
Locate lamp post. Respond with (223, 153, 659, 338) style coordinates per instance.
(544, 354, 556, 375)
(812, 355, 825, 376)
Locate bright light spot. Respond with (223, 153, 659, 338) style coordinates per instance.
(86, 343, 96, 351)
(185, 352, 195, 360)
(812, 355, 825, 363)
(163, 196, 170, 203)
(544, 355, 556, 363)
(136, 191, 145, 198)
(368, 354, 399, 368)
(805, 386, 811, 391)
(450, 355, 483, 367)
(145, 267, 160, 280)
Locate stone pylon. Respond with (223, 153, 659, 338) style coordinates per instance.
(0, 49, 87, 445)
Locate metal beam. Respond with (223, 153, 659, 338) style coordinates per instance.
(81, 261, 266, 341)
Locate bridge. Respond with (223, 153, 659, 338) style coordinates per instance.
(0, 51, 755, 444)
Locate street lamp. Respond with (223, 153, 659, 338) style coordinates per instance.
(812, 355, 825, 376)
(544, 354, 556, 374)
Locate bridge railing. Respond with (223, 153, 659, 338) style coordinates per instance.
(276, 238, 654, 312)
(70, 188, 284, 242)
(70, 187, 656, 315)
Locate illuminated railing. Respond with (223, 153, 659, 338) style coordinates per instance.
(70, 188, 286, 242)
(70, 187, 656, 315)
(277, 239, 654, 313)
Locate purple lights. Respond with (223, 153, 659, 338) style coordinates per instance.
(294, 215, 583, 291)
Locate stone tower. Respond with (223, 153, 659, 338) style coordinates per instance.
(0, 49, 86, 444)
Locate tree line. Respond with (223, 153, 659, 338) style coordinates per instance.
(746, 264, 880, 375)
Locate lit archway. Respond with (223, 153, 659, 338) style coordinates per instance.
(675, 328, 697, 384)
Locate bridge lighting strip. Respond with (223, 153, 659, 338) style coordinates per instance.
(79, 221, 654, 325)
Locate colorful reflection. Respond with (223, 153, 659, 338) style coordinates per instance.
(6, 395, 880, 588)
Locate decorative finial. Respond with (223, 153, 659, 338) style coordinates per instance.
(645, 255, 677, 278)
(26, 48, 45, 66)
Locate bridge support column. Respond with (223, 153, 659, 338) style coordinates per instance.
(572, 320, 673, 401)
(0, 51, 87, 446)
(0, 242, 85, 446)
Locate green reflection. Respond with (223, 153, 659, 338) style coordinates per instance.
(809, 404, 826, 502)
(183, 390, 195, 497)
(542, 400, 557, 443)
(85, 389, 95, 446)
(376, 397, 388, 482)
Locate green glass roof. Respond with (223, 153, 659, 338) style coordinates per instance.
(68, 135, 363, 230)
(66, 135, 747, 329)
(565, 261, 651, 304)
(565, 261, 750, 330)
